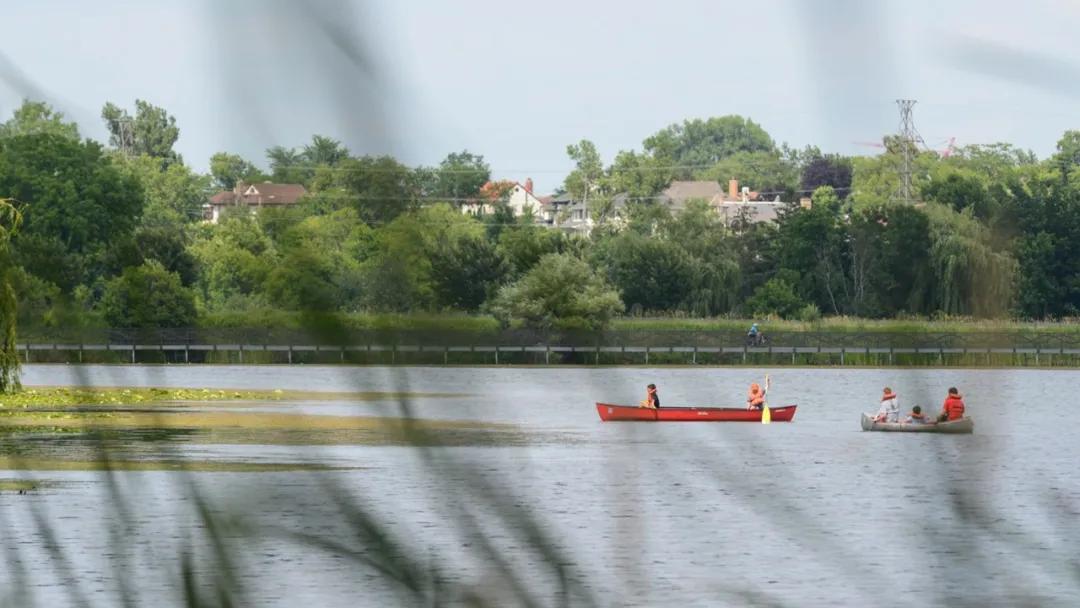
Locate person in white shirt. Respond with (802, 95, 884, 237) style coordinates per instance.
(873, 387, 899, 423)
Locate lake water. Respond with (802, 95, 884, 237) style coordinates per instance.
(3, 365, 1079, 607)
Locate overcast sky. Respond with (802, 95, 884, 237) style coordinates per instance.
(3, 0, 1080, 192)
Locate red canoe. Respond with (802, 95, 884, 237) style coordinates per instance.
(596, 402, 798, 422)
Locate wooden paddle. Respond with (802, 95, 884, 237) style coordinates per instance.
(761, 374, 772, 424)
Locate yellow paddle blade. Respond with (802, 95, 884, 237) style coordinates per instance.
(762, 405, 771, 424)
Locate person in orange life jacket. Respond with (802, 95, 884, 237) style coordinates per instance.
(938, 387, 965, 422)
(873, 387, 899, 422)
(639, 384, 660, 409)
(746, 383, 766, 410)
(906, 405, 930, 424)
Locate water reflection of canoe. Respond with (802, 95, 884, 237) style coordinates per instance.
(860, 413, 974, 434)
(596, 403, 797, 422)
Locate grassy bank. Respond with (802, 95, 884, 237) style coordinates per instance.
(611, 316, 1080, 334)
(23, 312, 1080, 338)
(18, 314, 1080, 368)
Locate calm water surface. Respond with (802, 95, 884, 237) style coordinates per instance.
(2, 365, 1078, 607)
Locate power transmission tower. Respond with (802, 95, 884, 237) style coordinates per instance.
(896, 99, 923, 204)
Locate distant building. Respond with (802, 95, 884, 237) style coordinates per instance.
(656, 180, 727, 211)
(506, 180, 544, 218)
(461, 179, 544, 219)
(711, 179, 790, 225)
(613, 179, 792, 226)
(204, 182, 307, 224)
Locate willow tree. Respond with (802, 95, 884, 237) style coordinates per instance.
(0, 199, 21, 392)
(925, 203, 1017, 317)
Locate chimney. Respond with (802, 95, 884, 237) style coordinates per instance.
(728, 179, 738, 200)
(741, 186, 750, 203)
(525, 178, 534, 194)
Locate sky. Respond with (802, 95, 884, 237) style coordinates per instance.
(3, 0, 1080, 193)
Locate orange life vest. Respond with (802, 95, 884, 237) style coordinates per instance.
(943, 395, 965, 421)
(748, 384, 764, 407)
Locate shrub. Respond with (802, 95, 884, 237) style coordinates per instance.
(746, 278, 806, 320)
(102, 260, 196, 328)
(489, 253, 624, 331)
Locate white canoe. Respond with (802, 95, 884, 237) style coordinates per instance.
(860, 413, 974, 434)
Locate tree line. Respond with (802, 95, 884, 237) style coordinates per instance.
(0, 100, 1077, 334)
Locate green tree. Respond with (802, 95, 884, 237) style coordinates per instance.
(0, 132, 143, 291)
(102, 100, 181, 164)
(800, 154, 853, 193)
(644, 116, 775, 179)
(606, 150, 672, 200)
(112, 154, 210, 227)
(563, 139, 605, 205)
(132, 226, 198, 286)
(0, 200, 21, 392)
(770, 205, 849, 313)
(433, 151, 490, 202)
(210, 152, 267, 190)
(1054, 130, 1080, 182)
(101, 260, 196, 328)
(922, 171, 993, 220)
(489, 253, 623, 331)
(1015, 231, 1061, 318)
(497, 225, 576, 276)
(0, 100, 79, 140)
(924, 204, 1016, 317)
(660, 200, 743, 315)
(951, 143, 1037, 179)
(620, 201, 670, 236)
(1004, 177, 1080, 318)
(856, 204, 933, 315)
(810, 185, 842, 214)
(431, 236, 509, 311)
(699, 150, 798, 196)
(745, 277, 805, 319)
(266, 145, 309, 184)
(189, 217, 277, 310)
(321, 156, 419, 225)
(356, 205, 482, 312)
(848, 149, 938, 209)
(593, 232, 694, 313)
(303, 135, 350, 166)
(264, 208, 370, 310)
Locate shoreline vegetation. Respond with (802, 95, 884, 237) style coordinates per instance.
(0, 386, 534, 473)
(26, 313, 1080, 335)
(17, 314, 1080, 367)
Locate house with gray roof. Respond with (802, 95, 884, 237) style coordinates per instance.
(613, 179, 794, 226)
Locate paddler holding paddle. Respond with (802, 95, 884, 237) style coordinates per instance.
(747, 375, 772, 423)
(746, 382, 766, 410)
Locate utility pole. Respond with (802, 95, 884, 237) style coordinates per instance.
(896, 99, 922, 204)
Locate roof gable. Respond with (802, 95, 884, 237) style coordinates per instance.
(662, 181, 724, 202)
(209, 182, 308, 206)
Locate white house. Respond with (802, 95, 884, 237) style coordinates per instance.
(461, 179, 544, 218)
